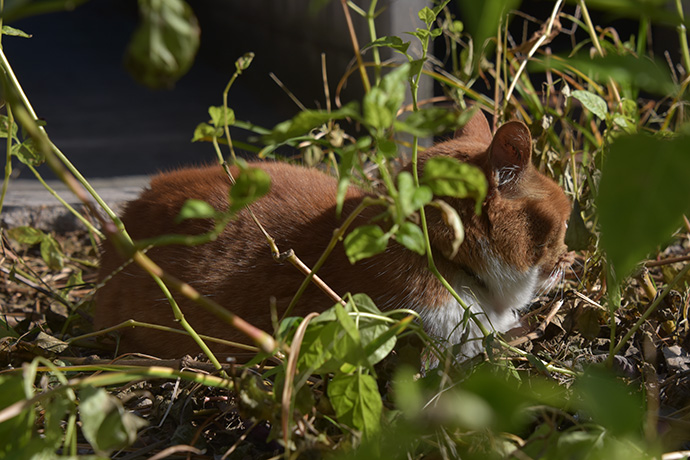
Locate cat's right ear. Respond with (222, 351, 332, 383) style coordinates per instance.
(454, 106, 492, 144)
(488, 121, 532, 187)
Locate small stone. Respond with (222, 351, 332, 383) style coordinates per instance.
(662, 345, 690, 372)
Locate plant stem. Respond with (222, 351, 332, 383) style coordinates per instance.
(676, 0, 690, 79)
(282, 196, 387, 321)
(579, 0, 603, 57)
(26, 163, 105, 238)
(148, 269, 226, 373)
(366, 0, 382, 85)
(130, 250, 279, 355)
(410, 135, 491, 339)
(68, 319, 258, 352)
(0, 104, 12, 215)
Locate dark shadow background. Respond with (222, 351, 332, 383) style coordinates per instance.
(0, 0, 681, 178)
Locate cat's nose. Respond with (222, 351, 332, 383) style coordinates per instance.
(559, 250, 576, 268)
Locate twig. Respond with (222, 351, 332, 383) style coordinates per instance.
(505, 0, 563, 104)
(510, 300, 564, 345)
(340, 0, 371, 93)
(281, 197, 386, 321)
(68, 319, 259, 353)
(645, 254, 690, 268)
(270, 72, 307, 112)
(148, 444, 202, 460)
(572, 291, 606, 310)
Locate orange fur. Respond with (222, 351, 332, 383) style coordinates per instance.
(95, 110, 571, 357)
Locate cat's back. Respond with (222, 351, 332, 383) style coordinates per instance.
(94, 162, 366, 354)
(122, 162, 348, 236)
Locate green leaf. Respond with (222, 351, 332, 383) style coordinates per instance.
(363, 63, 409, 133)
(422, 157, 488, 213)
(349, 293, 382, 315)
(0, 114, 18, 140)
(176, 199, 217, 223)
(397, 171, 432, 217)
(191, 122, 222, 142)
(64, 269, 85, 292)
(395, 107, 464, 137)
(335, 303, 361, 344)
(208, 105, 235, 128)
(393, 366, 424, 417)
(264, 102, 360, 144)
(543, 54, 677, 96)
(0, 374, 34, 456)
(396, 222, 426, 255)
(40, 234, 64, 271)
(351, 295, 397, 366)
(12, 138, 45, 166)
(410, 27, 430, 42)
(597, 133, 690, 280)
(0, 317, 19, 338)
(377, 138, 397, 158)
(418, 6, 436, 27)
(456, 0, 521, 66)
(344, 225, 389, 264)
(124, 0, 200, 88)
(363, 87, 397, 133)
(571, 90, 608, 120)
(577, 0, 677, 25)
(362, 36, 410, 56)
(0, 0, 90, 22)
(574, 368, 644, 436)
(229, 164, 271, 213)
(7, 226, 45, 245)
(408, 58, 425, 78)
(1, 25, 32, 38)
(42, 395, 72, 450)
(297, 321, 341, 374)
(328, 373, 382, 440)
(336, 142, 362, 217)
(79, 386, 147, 456)
(564, 200, 592, 252)
(296, 296, 395, 373)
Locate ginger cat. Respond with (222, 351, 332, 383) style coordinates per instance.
(95, 109, 572, 358)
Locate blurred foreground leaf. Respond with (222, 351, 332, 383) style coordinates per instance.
(79, 386, 147, 456)
(456, 0, 521, 66)
(125, 0, 200, 88)
(597, 133, 690, 280)
(538, 54, 676, 96)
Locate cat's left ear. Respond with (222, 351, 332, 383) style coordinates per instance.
(488, 121, 532, 186)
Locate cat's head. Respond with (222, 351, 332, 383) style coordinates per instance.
(421, 108, 572, 293)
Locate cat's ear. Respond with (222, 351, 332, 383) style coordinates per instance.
(488, 121, 532, 186)
(454, 106, 493, 144)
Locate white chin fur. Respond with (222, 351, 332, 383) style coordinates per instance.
(419, 252, 541, 359)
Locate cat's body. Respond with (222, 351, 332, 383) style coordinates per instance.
(95, 110, 571, 358)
